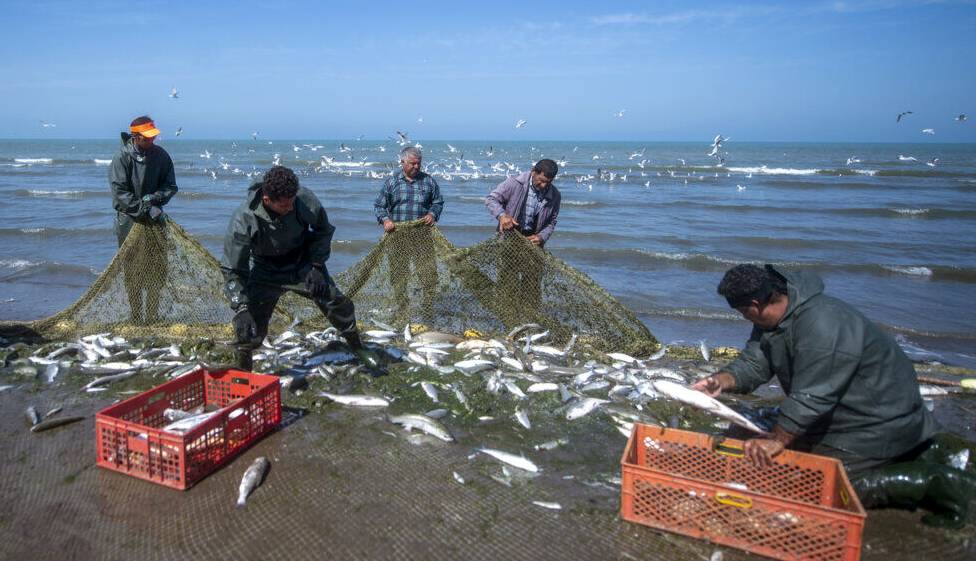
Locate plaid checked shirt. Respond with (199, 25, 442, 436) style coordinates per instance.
(373, 170, 444, 223)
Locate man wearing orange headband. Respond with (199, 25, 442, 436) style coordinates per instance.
(108, 115, 179, 323)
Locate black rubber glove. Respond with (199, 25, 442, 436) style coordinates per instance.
(148, 205, 164, 221)
(232, 307, 258, 343)
(304, 266, 329, 298)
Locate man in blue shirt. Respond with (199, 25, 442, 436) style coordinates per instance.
(373, 147, 444, 323)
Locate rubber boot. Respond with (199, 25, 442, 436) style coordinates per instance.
(235, 347, 253, 372)
(345, 331, 386, 377)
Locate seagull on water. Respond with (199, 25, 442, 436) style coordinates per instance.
(737, 185, 746, 192)
(926, 158, 939, 167)
(921, 128, 935, 135)
(898, 155, 917, 162)
(169, 87, 179, 99)
(896, 111, 913, 123)
(955, 114, 968, 122)
(515, 119, 527, 129)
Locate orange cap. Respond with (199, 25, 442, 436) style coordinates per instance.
(130, 121, 161, 138)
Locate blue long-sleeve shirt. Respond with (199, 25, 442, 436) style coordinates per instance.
(373, 170, 444, 223)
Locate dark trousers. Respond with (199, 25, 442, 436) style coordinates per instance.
(235, 263, 357, 350)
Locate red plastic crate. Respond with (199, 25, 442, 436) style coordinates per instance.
(621, 424, 866, 561)
(95, 367, 281, 490)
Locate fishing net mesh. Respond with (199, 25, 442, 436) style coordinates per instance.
(6, 219, 657, 354)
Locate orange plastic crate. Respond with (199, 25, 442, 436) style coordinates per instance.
(95, 367, 281, 490)
(621, 424, 866, 561)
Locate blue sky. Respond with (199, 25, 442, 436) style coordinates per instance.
(1, 0, 974, 142)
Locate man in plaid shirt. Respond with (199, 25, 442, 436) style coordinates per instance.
(373, 146, 445, 322)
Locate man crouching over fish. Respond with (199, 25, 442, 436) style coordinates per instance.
(221, 166, 381, 373)
(694, 264, 974, 528)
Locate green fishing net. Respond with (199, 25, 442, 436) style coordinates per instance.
(4, 219, 657, 354)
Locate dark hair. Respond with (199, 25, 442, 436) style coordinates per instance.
(130, 115, 153, 127)
(261, 166, 299, 200)
(533, 159, 558, 179)
(717, 264, 788, 308)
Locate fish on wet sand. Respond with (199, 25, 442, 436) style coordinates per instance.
(26, 405, 40, 426)
(477, 447, 540, 473)
(531, 501, 562, 510)
(318, 392, 390, 407)
(31, 415, 85, 433)
(388, 413, 455, 442)
(237, 456, 271, 507)
(565, 397, 609, 420)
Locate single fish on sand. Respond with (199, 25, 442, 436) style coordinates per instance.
(318, 392, 390, 407)
(477, 447, 540, 473)
(31, 415, 85, 433)
(388, 413, 454, 442)
(237, 457, 271, 506)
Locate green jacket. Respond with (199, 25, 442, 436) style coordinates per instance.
(220, 182, 335, 309)
(724, 266, 937, 460)
(109, 133, 178, 219)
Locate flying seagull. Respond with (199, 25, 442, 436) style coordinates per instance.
(40, 120, 56, 128)
(896, 111, 913, 123)
(955, 114, 968, 122)
(898, 155, 917, 162)
(926, 158, 939, 167)
(175, 127, 183, 137)
(515, 119, 527, 129)
(251, 131, 259, 140)
(846, 156, 861, 165)
(169, 87, 179, 99)
(395, 130, 409, 145)
(613, 109, 625, 118)
(921, 128, 935, 135)
(417, 115, 424, 124)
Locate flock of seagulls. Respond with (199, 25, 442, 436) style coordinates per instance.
(894, 110, 968, 136)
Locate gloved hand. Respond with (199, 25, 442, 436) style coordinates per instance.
(304, 266, 329, 298)
(232, 307, 258, 343)
(148, 205, 164, 221)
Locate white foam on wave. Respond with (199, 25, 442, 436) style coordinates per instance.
(636, 250, 738, 265)
(14, 158, 54, 164)
(884, 265, 933, 277)
(728, 166, 819, 176)
(853, 169, 877, 176)
(19, 228, 44, 233)
(0, 259, 38, 270)
(93, 159, 112, 165)
(459, 195, 487, 203)
(562, 200, 599, 207)
(326, 161, 378, 168)
(890, 208, 930, 216)
(27, 190, 84, 198)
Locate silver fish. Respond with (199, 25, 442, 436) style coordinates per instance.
(43, 406, 63, 419)
(500, 356, 524, 371)
(388, 413, 454, 442)
(650, 380, 765, 434)
(425, 408, 449, 419)
(30, 415, 85, 433)
(453, 471, 465, 484)
(237, 456, 270, 507)
(403, 323, 412, 342)
(163, 411, 219, 433)
(526, 382, 559, 393)
(606, 352, 637, 364)
(503, 380, 526, 399)
(26, 406, 41, 426)
(477, 447, 540, 473)
(41, 363, 60, 384)
(565, 397, 609, 420)
(420, 381, 439, 403)
(532, 501, 562, 510)
(453, 385, 469, 408)
(533, 438, 568, 451)
(514, 408, 531, 430)
(454, 359, 494, 374)
(84, 371, 138, 390)
(318, 392, 390, 407)
(648, 346, 667, 361)
(364, 330, 397, 339)
(699, 340, 710, 362)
